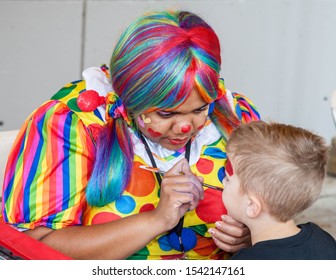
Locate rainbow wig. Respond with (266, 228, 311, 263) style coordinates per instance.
(86, 11, 241, 206)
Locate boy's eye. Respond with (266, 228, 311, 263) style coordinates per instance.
(223, 176, 229, 182)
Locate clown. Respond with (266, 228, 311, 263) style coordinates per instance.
(2, 11, 259, 259)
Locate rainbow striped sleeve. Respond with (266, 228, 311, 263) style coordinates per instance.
(2, 100, 96, 230)
(232, 92, 261, 122)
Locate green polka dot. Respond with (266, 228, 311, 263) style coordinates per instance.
(127, 247, 150, 260)
(67, 98, 82, 112)
(191, 224, 208, 236)
(209, 138, 222, 147)
(51, 84, 77, 100)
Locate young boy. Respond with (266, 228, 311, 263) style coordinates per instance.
(223, 121, 336, 259)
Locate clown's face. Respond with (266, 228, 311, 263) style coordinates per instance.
(135, 88, 209, 150)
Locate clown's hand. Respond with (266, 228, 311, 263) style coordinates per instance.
(153, 159, 204, 231)
(208, 214, 251, 253)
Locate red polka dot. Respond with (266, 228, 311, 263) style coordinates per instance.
(139, 204, 155, 212)
(196, 189, 227, 222)
(161, 254, 184, 260)
(91, 212, 121, 224)
(126, 161, 156, 196)
(196, 158, 214, 174)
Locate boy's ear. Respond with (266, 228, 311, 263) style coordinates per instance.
(246, 194, 261, 219)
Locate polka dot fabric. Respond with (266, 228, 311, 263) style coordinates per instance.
(83, 139, 228, 259)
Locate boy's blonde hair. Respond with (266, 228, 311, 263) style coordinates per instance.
(226, 121, 328, 222)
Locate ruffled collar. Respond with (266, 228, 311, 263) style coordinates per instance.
(131, 121, 221, 171)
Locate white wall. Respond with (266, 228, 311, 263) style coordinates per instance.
(1, 0, 336, 144)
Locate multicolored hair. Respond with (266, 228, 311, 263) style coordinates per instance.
(86, 10, 241, 206)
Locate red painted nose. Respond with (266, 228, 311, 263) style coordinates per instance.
(181, 125, 191, 133)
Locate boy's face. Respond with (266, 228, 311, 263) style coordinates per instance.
(222, 158, 248, 223)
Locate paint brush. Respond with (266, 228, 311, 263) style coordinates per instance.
(139, 165, 223, 191)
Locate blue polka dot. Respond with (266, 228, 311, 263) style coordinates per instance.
(168, 228, 197, 252)
(203, 147, 227, 159)
(158, 234, 173, 251)
(218, 166, 225, 182)
(115, 195, 136, 214)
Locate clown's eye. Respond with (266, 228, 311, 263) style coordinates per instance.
(157, 111, 175, 118)
(194, 104, 208, 113)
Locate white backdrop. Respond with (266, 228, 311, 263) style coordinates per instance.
(1, 0, 336, 143)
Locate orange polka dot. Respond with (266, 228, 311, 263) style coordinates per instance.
(193, 234, 217, 256)
(126, 161, 156, 196)
(91, 212, 121, 224)
(196, 158, 214, 174)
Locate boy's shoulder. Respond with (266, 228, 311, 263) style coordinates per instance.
(230, 222, 336, 260)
